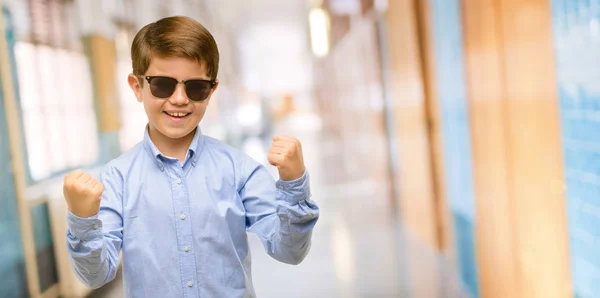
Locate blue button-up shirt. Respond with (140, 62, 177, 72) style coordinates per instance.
(66, 127, 319, 298)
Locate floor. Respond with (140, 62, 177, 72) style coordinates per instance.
(89, 115, 469, 298)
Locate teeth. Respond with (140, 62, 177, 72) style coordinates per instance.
(168, 112, 187, 117)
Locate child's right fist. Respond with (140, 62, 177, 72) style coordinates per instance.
(63, 169, 104, 218)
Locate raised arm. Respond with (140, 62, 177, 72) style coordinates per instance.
(64, 167, 123, 288)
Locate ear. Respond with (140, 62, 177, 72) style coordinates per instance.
(206, 79, 219, 101)
(128, 74, 143, 103)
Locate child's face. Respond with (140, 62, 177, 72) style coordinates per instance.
(128, 56, 218, 141)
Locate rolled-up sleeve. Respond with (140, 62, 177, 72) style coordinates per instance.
(66, 165, 123, 288)
(242, 159, 319, 265)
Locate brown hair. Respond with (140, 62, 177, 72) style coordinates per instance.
(131, 16, 219, 82)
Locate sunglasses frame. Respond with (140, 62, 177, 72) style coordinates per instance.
(140, 75, 217, 101)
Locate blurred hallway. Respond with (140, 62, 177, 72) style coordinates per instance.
(3, 1, 600, 298)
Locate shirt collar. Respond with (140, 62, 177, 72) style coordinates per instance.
(142, 125, 204, 170)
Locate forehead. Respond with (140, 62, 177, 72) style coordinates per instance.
(146, 56, 209, 80)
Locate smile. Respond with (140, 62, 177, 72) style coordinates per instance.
(164, 111, 191, 118)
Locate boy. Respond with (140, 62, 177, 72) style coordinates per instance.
(63, 16, 319, 298)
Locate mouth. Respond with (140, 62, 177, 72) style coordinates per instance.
(163, 111, 191, 121)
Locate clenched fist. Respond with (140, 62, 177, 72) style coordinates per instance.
(63, 169, 104, 218)
(268, 136, 306, 181)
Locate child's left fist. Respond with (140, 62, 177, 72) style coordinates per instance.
(267, 135, 306, 181)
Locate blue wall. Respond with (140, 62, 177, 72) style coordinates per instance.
(552, 1, 600, 297)
(1, 7, 59, 296)
(428, 0, 479, 296)
(0, 7, 28, 298)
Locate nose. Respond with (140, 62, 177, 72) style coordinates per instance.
(168, 82, 189, 105)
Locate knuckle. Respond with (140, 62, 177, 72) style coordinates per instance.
(71, 182, 81, 191)
(63, 180, 73, 190)
(76, 184, 89, 194)
(75, 188, 86, 196)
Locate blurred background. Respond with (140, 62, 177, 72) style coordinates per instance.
(0, 0, 597, 297)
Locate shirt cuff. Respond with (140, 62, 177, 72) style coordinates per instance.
(67, 211, 103, 241)
(275, 170, 311, 204)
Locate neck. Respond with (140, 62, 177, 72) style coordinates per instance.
(148, 126, 196, 162)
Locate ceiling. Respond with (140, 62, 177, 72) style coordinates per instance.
(204, 0, 316, 96)
(204, 0, 310, 32)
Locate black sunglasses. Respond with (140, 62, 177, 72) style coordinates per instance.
(141, 76, 216, 102)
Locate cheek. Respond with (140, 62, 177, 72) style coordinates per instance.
(142, 96, 163, 116)
(142, 87, 153, 100)
(192, 102, 208, 117)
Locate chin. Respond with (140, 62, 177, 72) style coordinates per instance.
(155, 124, 197, 140)
(169, 127, 197, 139)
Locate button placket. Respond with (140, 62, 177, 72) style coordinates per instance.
(167, 163, 197, 295)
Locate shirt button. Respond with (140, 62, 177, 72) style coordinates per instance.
(187, 281, 193, 287)
(184, 246, 190, 252)
(175, 178, 182, 184)
(93, 224, 99, 230)
(179, 213, 186, 220)
(278, 185, 284, 190)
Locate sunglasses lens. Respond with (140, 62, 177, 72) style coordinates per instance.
(149, 77, 177, 98)
(185, 80, 213, 101)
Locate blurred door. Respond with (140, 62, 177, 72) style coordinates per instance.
(417, 0, 480, 296)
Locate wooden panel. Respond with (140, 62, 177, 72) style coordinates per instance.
(462, 0, 518, 297)
(383, 3, 448, 295)
(385, 0, 438, 250)
(83, 34, 121, 132)
(499, 0, 571, 297)
(463, 0, 572, 297)
(415, 0, 453, 255)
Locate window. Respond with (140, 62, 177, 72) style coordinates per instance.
(14, 43, 98, 181)
(9, 0, 99, 182)
(116, 26, 147, 152)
